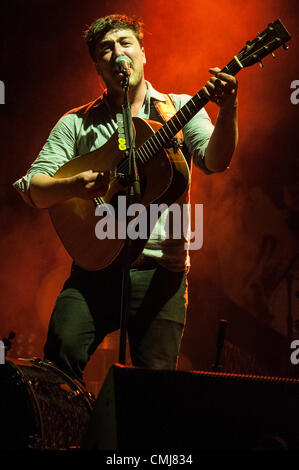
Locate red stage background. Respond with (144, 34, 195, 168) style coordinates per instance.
(0, 0, 298, 391)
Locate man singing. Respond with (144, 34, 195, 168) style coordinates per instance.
(13, 14, 238, 383)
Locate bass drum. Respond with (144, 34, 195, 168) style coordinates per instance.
(0, 357, 95, 450)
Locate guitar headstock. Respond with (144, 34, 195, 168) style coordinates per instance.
(236, 19, 291, 68)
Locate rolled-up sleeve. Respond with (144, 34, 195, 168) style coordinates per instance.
(13, 113, 77, 206)
(169, 93, 215, 174)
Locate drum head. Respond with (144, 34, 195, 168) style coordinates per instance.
(0, 358, 94, 450)
(0, 359, 38, 449)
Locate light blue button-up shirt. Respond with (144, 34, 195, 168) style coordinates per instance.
(13, 81, 214, 271)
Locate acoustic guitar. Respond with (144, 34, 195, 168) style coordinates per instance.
(49, 19, 291, 270)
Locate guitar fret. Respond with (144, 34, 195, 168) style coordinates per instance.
(168, 119, 179, 135)
(174, 114, 183, 128)
(144, 144, 154, 161)
(193, 93, 202, 109)
(154, 132, 164, 146)
(179, 108, 188, 122)
(138, 146, 149, 163)
(224, 58, 241, 76)
(150, 136, 160, 152)
(160, 126, 170, 142)
(152, 134, 162, 151)
(137, 148, 146, 164)
(166, 124, 175, 141)
(143, 141, 151, 156)
(187, 100, 195, 113)
(184, 102, 192, 115)
(191, 98, 200, 110)
(155, 129, 168, 149)
(160, 124, 171, 142)
(145, 140, 155, 154)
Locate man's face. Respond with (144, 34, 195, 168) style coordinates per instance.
(95, 28, 146, 94)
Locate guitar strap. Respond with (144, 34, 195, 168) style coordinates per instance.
(154, 94, 184, 147)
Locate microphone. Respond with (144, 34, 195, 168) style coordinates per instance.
(115, 55, 132, 76)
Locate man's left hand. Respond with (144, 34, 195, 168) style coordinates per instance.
(203, 67, 238, 109)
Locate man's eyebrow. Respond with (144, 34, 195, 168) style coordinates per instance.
(98, 36, 133, 47)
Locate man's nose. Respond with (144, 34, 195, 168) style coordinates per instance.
(112, 44, 126, 60)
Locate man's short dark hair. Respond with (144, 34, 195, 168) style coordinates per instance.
(84, 14, 144, 62)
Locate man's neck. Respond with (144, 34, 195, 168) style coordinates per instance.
(106, 78, 147, 117)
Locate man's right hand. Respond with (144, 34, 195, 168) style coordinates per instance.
(29, 170, 110, 209)
(69, 170, 110, 199)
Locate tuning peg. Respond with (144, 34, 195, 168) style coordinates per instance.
(259, 60, 264, 68)
(272, 52, 276, 58)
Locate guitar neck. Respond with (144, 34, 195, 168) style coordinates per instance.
(136, 56, 242, 166)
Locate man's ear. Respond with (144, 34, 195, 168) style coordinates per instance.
(142, 47, 146, 65)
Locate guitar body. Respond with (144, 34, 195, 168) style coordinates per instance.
(49, 117, 190, 271)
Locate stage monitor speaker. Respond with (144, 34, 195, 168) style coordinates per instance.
(82, 364, 299, 450)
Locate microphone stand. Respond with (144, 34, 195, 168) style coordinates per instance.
(118, 71, 141, 365)
(212, 319, 227, 372)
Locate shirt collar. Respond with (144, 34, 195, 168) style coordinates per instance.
(145, 81, 166, 102)
(94, 80, 166, 113)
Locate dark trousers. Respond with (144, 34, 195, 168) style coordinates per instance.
(44, 262, 187, 382)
